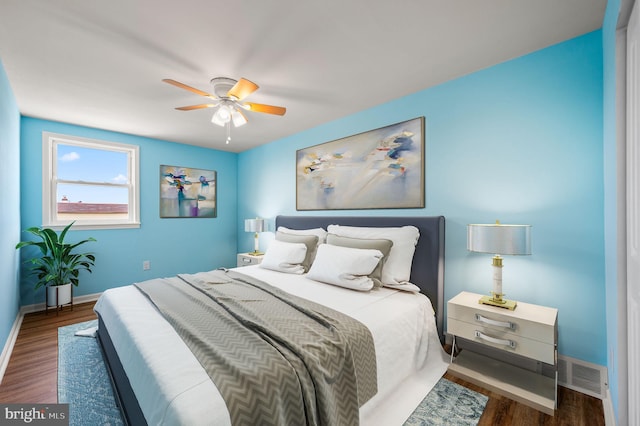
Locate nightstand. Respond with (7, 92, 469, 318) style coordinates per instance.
(236, 253, 264, 267)
(447, 291, 558, 415)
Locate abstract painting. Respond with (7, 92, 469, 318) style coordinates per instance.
(160, 165, 217, 218)
(296, 117, 425, 210)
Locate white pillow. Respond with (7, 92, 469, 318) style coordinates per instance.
(275, 232, 319, 272)
(277, 226, 328, 245)
(326, 224, 420, 290)
(259, 240, 307, 274)
(326, 234, 392, 288)
(306, 244, 383, 291)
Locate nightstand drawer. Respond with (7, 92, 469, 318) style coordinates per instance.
(447, 317, 556, 364)
(448, 302, 556, 345)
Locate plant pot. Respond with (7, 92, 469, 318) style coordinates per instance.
(47, 283, 72, 307)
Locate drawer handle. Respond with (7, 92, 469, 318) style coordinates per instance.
(474, 330, 517, 349)
(475, 313, 515, 330)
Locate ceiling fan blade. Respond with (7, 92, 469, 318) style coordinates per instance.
(244, 102, 286, 116)
(175, 104, 217, 111)
(227, 78, 259, 101)
(162, 79, 214, 98)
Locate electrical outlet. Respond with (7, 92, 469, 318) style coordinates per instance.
(143, 260, 150, 271)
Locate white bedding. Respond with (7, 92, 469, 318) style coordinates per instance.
(94, 266, 449, 426)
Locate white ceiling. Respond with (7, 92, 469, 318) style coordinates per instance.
(0, 0, 606, 153)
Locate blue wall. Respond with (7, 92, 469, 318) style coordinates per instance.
(0, 60, 21, 356)
(238, 32, 606, 365)
(18, 118, 239, 306)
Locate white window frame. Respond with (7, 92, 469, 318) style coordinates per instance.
(42, 132, 140, 230)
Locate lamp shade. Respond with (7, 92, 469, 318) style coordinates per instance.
(467, 223, 531, 255)
(245, 218, 265, 233)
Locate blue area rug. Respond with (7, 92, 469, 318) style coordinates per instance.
(59, 320, 487, 425)
(403, 377, 488, 425)
(58, 320, 123, 426)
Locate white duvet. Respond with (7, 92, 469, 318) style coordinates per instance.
(94, 266, 448, 426)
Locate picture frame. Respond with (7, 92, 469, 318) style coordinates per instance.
(160, 165, 217, 218)
(296, 117, 425, 210)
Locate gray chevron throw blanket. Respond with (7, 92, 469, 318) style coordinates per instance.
(134, 269, 377, 426)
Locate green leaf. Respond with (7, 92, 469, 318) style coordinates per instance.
(16, 222, 96, 290)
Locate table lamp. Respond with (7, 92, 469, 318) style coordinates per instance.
(245, 218, 265, 255)
(467, 221, 531, 310)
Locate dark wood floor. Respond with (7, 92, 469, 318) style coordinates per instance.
(444, 373, 604, 426)
(0, 302, 605, 425)
(0, 302, 97, 404)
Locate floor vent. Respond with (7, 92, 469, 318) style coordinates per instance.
(558, 355, 607, 399)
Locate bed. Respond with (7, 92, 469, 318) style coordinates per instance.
(95, 215, 447, 426)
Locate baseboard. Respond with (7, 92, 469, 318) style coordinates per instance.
(0, 312, 24, 386)
(602, 388, 617, 426)
(19, 292, 103, 315)
(1, 292, 102, 385)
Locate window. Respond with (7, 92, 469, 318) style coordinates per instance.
(43, 132, 140, 229)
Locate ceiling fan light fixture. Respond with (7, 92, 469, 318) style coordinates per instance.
(211, 104, 232, 126)
(231, 108, 247, 127)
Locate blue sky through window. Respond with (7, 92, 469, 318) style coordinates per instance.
(57, 143, 129, 204)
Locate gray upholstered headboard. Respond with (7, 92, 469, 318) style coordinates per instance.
(275, 215, 446, 342)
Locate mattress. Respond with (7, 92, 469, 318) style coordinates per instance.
(94, 265, 449, 425)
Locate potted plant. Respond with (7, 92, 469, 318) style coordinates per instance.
(16, 221, 96, 308)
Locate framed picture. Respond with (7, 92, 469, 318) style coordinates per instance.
(296, 117, 425, 210)
(160, 165, 217, 218)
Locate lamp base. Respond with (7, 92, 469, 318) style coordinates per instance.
(478, 294, 517, 310)
(248, 250, 264, 256)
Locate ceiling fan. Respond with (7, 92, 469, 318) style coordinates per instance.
(162, 77, 286, 144)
